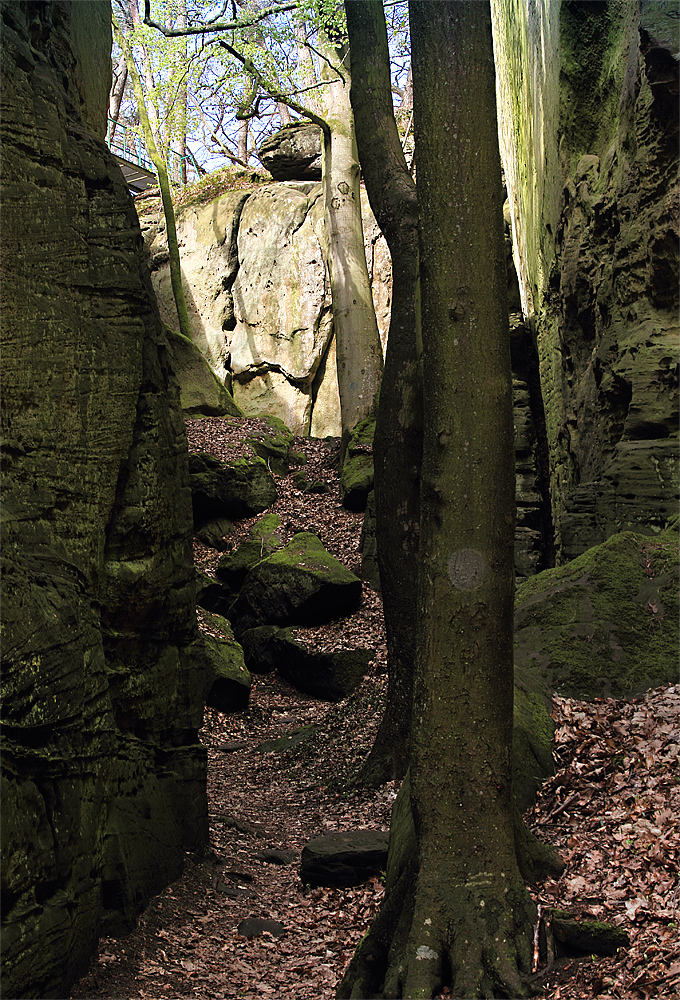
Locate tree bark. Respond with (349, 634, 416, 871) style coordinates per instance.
(339, 3, 543, 996)
(318, 34, 384, 449)
(345, 1, 421, 786)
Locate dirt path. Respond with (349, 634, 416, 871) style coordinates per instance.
(70, 417, 679, 1000)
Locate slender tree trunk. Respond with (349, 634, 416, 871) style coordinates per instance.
(177, 0, 188, 184)
(237, 118, 249, 164)
(295, 20, 319, 114)
(113, 20, 192, 340)
(108, 51, 128, 142)
(339, 4, 546, 996)
(345, 1, 421, 786)
(276, 101, 292, 126)
(318, 35, 384, 449)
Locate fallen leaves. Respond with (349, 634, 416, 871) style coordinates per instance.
(69, 416, 679, 1000)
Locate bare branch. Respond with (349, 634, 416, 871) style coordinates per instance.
(217, 39, 330, 137)
(143, 0, 298, 37)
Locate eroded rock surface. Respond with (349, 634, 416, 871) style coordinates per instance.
(1, 4, 208, 996)
(493, 0, 679, 559)
(149, 184, 391, 438)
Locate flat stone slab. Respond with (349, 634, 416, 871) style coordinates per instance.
(300, 830, 389, 888)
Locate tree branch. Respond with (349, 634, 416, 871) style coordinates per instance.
(217, 40, 330, 138)
(143, 0, 298, 37)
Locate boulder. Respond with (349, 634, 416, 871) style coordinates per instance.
(165, 326, 242, 418)
(245, 415, 307, 476)
(189, 452, 277, 524)
(300, 831, 389, 887)
(239, 626, 282, 674)
(229, 183, 332, 432)
(149, 189, 251, 382)
(242, 626, 374, 700)
(216, 512, 284, 590)
(340, 409, 375, 513)
(148, 183, 392, 440)
(514, 522, 679, 700)
(202, 613, 251, 713)
(195, 516, 234, 550)
(270, 629, 375, 702)
(258, 122, 323, 181)
(196, 571, 233, 617)
(228, 533, 363, 636)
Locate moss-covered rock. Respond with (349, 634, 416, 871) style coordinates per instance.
(216, 513, 284, 591)
(201, 613, 251, 713)
(196, 570, 233, 617)
(340, 410, 375, 512)
(228, 533, 363, 636)
(245, 415, 307, 476)
(195, 516, 234, 550)
(514, 523, 679, 699)
(165, 326, 243, 418)
(264, 628, 375, 701)
(239, 626, 283, 674)
(189, 452, 277, 525)
(0, 5, 208, 995)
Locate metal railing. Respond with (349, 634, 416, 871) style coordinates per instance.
(106, 118, 154, 171)
(106, 118, 193, 181)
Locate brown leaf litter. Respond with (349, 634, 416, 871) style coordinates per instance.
(70, 416, 679, 1000)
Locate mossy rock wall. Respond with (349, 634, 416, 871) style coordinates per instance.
(493, 0, 679, 560)
(0, 4, 208, 996)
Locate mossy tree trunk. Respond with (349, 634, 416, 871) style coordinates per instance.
(339, 3, 537, 996)
(345, 1, 421, 785)
(113, 18, 192, 340)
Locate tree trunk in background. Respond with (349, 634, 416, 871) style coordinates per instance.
(318, 34, 384, 450)
(276, 101, 292, 125)
(339, 3, 539, 996)
(108, 51, 128, 141)
(114, 20, 191, 340)
(177, 0, 188, 183)
(237, 118, 249, 164)
(345, 1, 421, 786)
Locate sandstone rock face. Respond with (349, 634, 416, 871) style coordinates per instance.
(0, 4, 208, 996)
(149, 185, 391, 438)
(493, 0, 678, 560)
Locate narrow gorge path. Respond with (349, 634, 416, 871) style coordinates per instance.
(70, 418, 679, 1000)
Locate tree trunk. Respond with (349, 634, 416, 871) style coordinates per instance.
(108, 51, 128, 142)
(177, 0, 188, 184)
(339, 3, 541, 996)
(237, 117, 249, 165)
(345, 1, 421, 786)
(318, 34, 384, 449)
(113, 20, 192, 341)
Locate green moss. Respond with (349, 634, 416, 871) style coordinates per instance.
(558, 1, 636, 175)
(246, 416, 307, 476)
(515, 525, 679, 698)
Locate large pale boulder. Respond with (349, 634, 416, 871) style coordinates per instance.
(149, 190, 250, 381)
(228, 183, 333, 416)
(147, 182, 392, 439)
